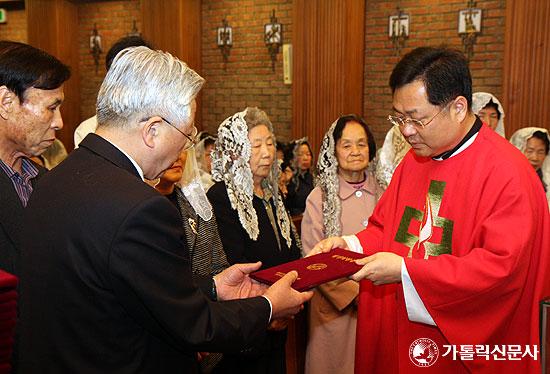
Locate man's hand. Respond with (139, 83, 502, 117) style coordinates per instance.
(350, 252, 402, 285)
(267, 318, 291, 331)
(197, 352, 209, 362)
(214, 262, 268, 300)
(307, 236, 348, 257)
(263, 271, 313, 319)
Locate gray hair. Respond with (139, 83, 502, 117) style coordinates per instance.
(243, 106, 279, 199)
(244, 107, 273, 132)
(96, 46, 204, 129)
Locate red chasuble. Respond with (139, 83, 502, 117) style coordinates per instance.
(354, 125, 550, 373)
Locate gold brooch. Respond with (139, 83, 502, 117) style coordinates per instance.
(188, 218, 197, 234)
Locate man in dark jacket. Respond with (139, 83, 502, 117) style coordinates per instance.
(0, 41, 70, 276)
(18, 46, 311, 373)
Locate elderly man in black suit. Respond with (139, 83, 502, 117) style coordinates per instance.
(0, 41, 70, 276)
(18, 46, 312, 373)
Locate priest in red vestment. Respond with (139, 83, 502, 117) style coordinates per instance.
(311, 47, 550, 373)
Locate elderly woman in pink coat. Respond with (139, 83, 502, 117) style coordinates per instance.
(301, 114, 383, 374)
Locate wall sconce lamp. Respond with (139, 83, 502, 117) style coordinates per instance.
(264, 9, 282, 71)
(128, 20, 141, 37)
(89, 23, 102, 74)
(458, 0, 482, 61)
(388, 7, 409, 56)
(217, 17, 233, 66)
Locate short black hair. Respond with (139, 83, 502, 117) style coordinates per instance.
(333, 114, 376, 161)
(280, 159, 293, 172)
(277, 141, 293, 165)
(105, 36, 153, 70)
(204, 137, 216, 149)
(0, 41, 70, 102)
(389, 47, 472, 108)
(532, 131, 550, 155)
(482, 99, 501, 120)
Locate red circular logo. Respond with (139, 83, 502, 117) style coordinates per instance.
(409, 338, 439, 367)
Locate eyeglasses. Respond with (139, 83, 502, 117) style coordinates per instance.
(160, 116, 198, 150)
(387, 101, 453, 130)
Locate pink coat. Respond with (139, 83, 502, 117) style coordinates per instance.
(301, 172, 382, 374)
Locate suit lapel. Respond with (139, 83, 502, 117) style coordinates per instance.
(0, 160, 46, 247)
(0, 169, 24, 247)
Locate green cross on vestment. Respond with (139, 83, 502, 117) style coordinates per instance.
(394, 180, 454, 259)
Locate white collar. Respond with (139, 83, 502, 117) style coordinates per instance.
(432, 133, 479, 161)
(102, 138, 144, 180)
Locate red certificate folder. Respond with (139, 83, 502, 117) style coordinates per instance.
(250, 248, 365, 291)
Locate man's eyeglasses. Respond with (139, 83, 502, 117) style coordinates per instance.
(387, 101, 453, 130)
(160, 116, 198, 150)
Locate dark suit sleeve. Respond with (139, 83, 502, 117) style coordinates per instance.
(207, 183, 249, 264)
(193, 274, 216, 300)
(107, 194, 270, 353)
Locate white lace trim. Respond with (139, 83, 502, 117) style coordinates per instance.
(472, 92, 506, 137)
(211, 109, 292, 246)
(317, 119, 342, 237)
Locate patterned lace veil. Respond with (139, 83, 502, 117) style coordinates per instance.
(509, 127, 550, 205)
(211, 108, 292, 246)
(316, 119, 343, 237)
(177, 147, 213, 221)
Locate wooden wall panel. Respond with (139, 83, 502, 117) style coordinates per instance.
(143, 0, 181, 59)
(26, 1, 57, 52)
(179, 0, 202, 74)
(292, 0, 365, 155)
(503, 0, 550, 136)
(27, 0, 80, 150)
(141, 0, 202, 127)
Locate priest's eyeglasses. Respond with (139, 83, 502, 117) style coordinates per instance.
(160, 117, 198, 150)
(387, 101, 452, 130)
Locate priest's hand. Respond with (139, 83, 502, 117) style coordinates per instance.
(307, 236, 348, 257)
(350, 252, 402, 285)
(214, 262, 268, 300)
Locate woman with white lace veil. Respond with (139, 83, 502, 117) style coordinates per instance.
(510, 127, 550, 207)
(194, 133, 216, 191)
(301, 114, 383, 374)
(154, 148, 228, 275)
(472, 92, 506, 137)
(207, 107, 301, 374)
(374, 123, 410, 190)
(154, 148, 228, 372)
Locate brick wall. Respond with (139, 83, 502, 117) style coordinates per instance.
(77, 0, 142, 121)
(0, 9, 27, 43)
(364, 0, 506, 145)
(0, 2, 143, 122)
(0, 0, 506, 146)
(201, 0, 293, 141)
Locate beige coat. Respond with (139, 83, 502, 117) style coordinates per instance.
(301, 173, 382, 374)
